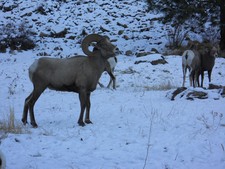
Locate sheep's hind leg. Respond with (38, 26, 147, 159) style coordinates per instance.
(28, 86, 46, 128)
(22, 92, 33, 125)
(182, 66, 187, 87)
(107, 71, 116, 89)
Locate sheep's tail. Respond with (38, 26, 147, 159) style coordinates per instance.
(28, 60, 38, 82)
(184, 51, 189, 60)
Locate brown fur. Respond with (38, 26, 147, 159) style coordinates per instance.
(22, 34, 117, 127)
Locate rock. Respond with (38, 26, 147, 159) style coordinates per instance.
(117, 22, 128, 28)
(35, 6, 47, 15)
(166, 87, 219, 100)
(151, 48, 159, 53)
(150, 59, 167, 65)
(186, 91, 208, 100)
(50, 28, 68, 38)
(118, 30, 124, 35)
(134, 60, 147, 64)
(123, 35, 129, 40)
(208, 84, 223, 89)
(100, 26, 110, 32)
(125, 50, 133, 56)
(170, 87, 187, 100)
(39, 32, 48, 37)
(136, 52, 151, 57)
(3, 4, 18, 12)
(134, 54, 167, 65)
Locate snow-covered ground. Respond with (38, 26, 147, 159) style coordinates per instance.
(0, 51, 225, 169)
(0, 0, 225, 169)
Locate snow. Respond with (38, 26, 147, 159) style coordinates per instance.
(0, 0, 225, 169)
(1, 51, 225, 169)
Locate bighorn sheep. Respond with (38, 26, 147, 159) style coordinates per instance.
(98, 54, 117, 89)
(182, 50, 201, 87)
(91, 46, 117, 89)
(22, 34, 117, 127)
(0, 150, 6, 169)
(198, 46, 217, 87)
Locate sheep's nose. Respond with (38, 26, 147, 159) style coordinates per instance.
(214, 52, 218, 58)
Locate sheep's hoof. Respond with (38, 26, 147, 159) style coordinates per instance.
(99, 84, 104, 88)
(78, 121, 85, 127)
(21, 119, 27, 125)
(31, 122, 38, 128)
(85, 119, 93, 124)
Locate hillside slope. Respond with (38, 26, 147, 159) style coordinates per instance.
(1, 1, 225, 169)
(0, 0, 166, 56)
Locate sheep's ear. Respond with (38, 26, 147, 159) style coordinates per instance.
(94, 43, 102, 50)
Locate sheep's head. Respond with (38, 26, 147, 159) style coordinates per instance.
(211, 46, 219, 58)
(82, 34, 117, 59)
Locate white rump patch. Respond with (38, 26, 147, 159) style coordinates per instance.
(182, 50, 195, 66)
(28, 60, 38, 81)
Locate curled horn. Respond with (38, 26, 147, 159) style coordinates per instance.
(82, 34, 103, 56)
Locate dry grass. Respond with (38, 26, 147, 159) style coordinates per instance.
(0, 107, 24, 134)
(143, 81, 176, 91)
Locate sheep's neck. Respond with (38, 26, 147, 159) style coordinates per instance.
(89, 55, 107, 75)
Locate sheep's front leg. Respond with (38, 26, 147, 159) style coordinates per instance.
(208, 70, 212, 83)
(78, 90, 87, 126)
(201, 72, 205, 87)
(85, 92, 92, 124)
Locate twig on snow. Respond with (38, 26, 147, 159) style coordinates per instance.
(143, 108, 157, 169)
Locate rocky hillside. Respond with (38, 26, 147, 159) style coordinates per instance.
(0, 0, 167, 57)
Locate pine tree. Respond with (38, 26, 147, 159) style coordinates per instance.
(220, 1, 225, 50)
(147, 0, 225, 51)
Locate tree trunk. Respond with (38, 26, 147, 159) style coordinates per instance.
(220, 1, 225, 51)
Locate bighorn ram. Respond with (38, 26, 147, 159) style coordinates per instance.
(22, 34, 117, 127)
(182, 50, 201, 87)
(97, 50, 117, 89)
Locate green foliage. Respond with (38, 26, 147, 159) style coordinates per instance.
(147, 0, 222, 49)
(147, 0, 220, 33)
(147, 0, 220, 28)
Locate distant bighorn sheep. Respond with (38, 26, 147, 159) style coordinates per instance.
(182, 41, 218, 87)
(97, 47, 117, 89)
(98, 56, 117, 89)
(22, 34, 117, 127)
(182, 50, 201, 87)
(198, 46, 217, 87)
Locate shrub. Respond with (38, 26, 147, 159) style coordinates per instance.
(0, 22, 36, 53)
(165, 24, 188, 49)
